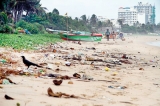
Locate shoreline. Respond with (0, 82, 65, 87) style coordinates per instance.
(147, 41, 160, 47)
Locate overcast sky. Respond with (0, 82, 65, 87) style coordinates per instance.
(40, 0, 160, 24)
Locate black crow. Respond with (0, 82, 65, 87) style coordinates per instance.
(4, 94, 14, 100)
(21, 56, 42, 69)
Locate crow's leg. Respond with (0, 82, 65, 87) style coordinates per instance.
(27, 66, 30, 70)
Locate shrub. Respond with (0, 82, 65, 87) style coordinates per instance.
(14, 30, 18, 34)
(0, 25, 13, 33)
(0, 12, 8, 24)
(16, 20, 46, 34)
(5, 25, 13, 33)
(16, 27, 23, 30)
(33, 23, 46, 34)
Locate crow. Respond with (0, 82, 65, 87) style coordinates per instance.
(21, 56, 42, 69)
(4, 94, 14, 100)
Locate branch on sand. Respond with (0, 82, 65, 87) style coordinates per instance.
(47, 87, 95, 101)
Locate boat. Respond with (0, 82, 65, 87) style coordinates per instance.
(58, 32, 102, 42)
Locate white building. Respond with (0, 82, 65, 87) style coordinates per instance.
(134, 2, 155, 24)
(118, 7, 138, 26)
(137, 13, 147, 24)
(118, 2, 156, 26)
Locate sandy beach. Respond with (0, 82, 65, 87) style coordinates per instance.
(0, 35, 160, 106)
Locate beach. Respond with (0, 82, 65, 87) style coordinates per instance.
(0, 35, 160, 106)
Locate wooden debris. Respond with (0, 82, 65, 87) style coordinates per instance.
(53, 80, 63, 86)
(68, 80, 73, 84)
(139, 68, 144, 70)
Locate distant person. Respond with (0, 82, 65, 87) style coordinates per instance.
(119, 32, 124, 40)
(112, 31, 116, 41)
(105, 29, 110, 41)
(24, 29, 31, 35)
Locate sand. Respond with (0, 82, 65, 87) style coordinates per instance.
(0, 35, 160, 106)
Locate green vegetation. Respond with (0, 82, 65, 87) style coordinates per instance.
(0, 0, 116, 34)
(0, 12, 13, 33)
(118, 19, 160, 34)
(0, 34, 62, 50)
(15, 20, 46, 34)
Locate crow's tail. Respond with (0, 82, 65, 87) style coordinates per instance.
(32, 63, 43, 68)
(36, 65, 43, 68)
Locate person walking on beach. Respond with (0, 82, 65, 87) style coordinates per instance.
(105, 29, 110, 41)
(119, 32, 124, 41)
(112, 31, 116, 41)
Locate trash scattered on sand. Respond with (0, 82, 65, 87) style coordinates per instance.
(53, 79, 63, 86)
(73, 73, 81, 78)
(108, 85, 127, 89)
(68, 80, 73, 84)
(105, 67, 110, 71)
(16, 103, 20, 106)
(1, 40, 159, 105)
(82, 74, 93, 80)
(111, 72, 118, 76)
(139, 68, 144, 70)
(65, 61, 71, 66)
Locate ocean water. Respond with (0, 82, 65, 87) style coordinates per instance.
(147, 41, 160, 47)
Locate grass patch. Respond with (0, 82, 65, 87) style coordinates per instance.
(0, 33, 62, 50)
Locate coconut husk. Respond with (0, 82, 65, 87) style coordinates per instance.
(68, 81, 73, 84)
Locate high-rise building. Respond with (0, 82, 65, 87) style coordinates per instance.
(118, 7, 138, 26)
(118, 2, 156, 26)
(134, 2, 155, 24)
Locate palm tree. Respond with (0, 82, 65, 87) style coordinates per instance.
(52, 8, 59, 15)
(90, 14, 97, 27)
(106, 20, 113, 27)
(1, 0, 15, 12)
(118, 19, 125, 26)
(97, 21, 102, 30)
(0, 12, 8, 24)
(74, 17, 78, 21)
(8, 0, 46, 22)
(80, 14, 87, 24)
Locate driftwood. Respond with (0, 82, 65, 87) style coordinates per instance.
(47, 87, 95, 101)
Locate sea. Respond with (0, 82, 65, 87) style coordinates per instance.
(147, 41, 160, 47)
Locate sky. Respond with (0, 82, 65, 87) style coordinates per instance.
(40, 0, 160, 24)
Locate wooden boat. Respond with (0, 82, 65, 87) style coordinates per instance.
(58, 32, 102, 42)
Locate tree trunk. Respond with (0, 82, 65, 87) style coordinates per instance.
(17, 10, 23, 22)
